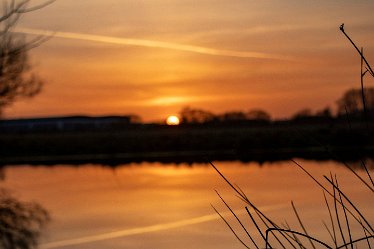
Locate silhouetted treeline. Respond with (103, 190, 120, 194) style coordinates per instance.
(179, 107, 272, 125)
(1, 119, 373, 165)
(1, 87, 373, 165)
(1, 87, 373, 133)
(179, 87, 374, 125)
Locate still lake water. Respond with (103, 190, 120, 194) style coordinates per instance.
(1, 160, 373, 249)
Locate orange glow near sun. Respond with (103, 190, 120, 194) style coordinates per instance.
(166, 115, 180, 125)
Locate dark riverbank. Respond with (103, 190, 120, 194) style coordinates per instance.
(1, 120, 373, 166)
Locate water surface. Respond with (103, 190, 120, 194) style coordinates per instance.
(1, 160, 372, 249)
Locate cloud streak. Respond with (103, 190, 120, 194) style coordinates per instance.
(16, 28, 290, 60)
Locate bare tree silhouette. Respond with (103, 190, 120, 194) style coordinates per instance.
(0, 0, 55, 116)
(0, 188, 49, 249)
(0, 2, 53, 247)
(292, 108, 313, 120)
(179, 106, 216, 124)
(246, 109, 271, 121)
(219, 111, 247, 122)
(337, 88, 374, 115)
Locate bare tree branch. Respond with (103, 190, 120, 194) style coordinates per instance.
(340, 23, 374, 77)
(0, 0, 53, 115)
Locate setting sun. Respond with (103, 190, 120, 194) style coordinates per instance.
(166, 115, 180, 125)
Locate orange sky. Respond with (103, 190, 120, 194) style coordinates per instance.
(4, 0, 374, 122)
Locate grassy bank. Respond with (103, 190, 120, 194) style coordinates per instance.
(1, 120, 373, 165)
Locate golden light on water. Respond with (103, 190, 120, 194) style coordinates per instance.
(166, 115, 180, 125)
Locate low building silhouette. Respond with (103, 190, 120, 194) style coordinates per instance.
(0, 115, 136, 133)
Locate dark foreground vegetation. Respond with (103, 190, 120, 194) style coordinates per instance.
(1, 117, 373, 166)
(211, 24, 373, 249)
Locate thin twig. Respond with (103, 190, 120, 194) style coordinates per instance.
(212, 162, 283, 232)
(361, 160, 374, 188)
(212, 204, 251, 249)
(215, 190, 259, 249)
(360, 47, 369, 128)
(340, 161, 374, 193)
(210, 162, 247, 202)
(252, 208, 291, 249)
(283, 221, 307, 249)
(332, 174, 349, 249)
(290, 134, 374, 193)
(335, 176, 354, 249)
(235, 184, 250, 201)
(291, 201, 316, 249)
(16, 0, 56, 14)
(324, 176, 374, 234)
(323, 191, 338, 248)
(336, 235, 374, 249)
(265, 228, 333, 249)
(340, 23, 374, 77)
(323, 221, 336, 247)
(245, 207, 268, 245)
(292, 159, 373, 234)
(360, 218, 372, 249)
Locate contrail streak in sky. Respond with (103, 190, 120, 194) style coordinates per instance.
(39, 204, 286, 248)
(16, 28, 290, 60)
